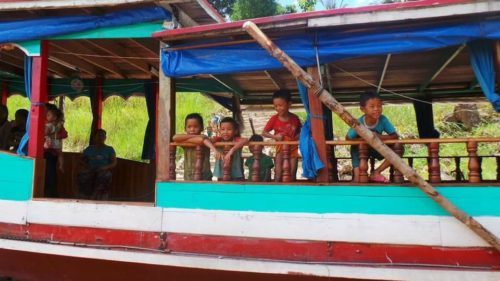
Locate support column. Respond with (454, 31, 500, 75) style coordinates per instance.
(157, 67, 175, 181)
(28, 41, 48, 158)
(307, 67, 328, 182)
(91, 77, 103, 132)
(494, 41, 500, 89)
(232, 95, 244, 131)
(1, 82, 7, 105)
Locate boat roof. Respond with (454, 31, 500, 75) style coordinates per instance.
(0, 0, 223, 81)
(154, 0, 500, 105)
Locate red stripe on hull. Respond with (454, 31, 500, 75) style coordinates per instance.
(0, 222, 498, 269)
(166, 233, 500, 269)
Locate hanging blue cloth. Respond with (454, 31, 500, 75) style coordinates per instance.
(468, 40, 500, 112)
(17, 56, 32, 156)
(297, 82, 324, 179)
(0, 6, 171, 44)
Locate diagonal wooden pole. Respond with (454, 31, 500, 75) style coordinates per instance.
(243, 21, 500, 252)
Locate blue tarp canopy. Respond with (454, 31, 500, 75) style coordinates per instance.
(0, 6, 171, 44)
(162, 19, 500, 111)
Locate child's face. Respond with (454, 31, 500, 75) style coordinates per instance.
(361, 98, 383, 120)
(219, 122, 236, 141)
(249, 145, 263, 153)
(272, 97, 291, 117)
(185, 118, 202, 135)
(93, 132, 106, 145)
(46, 111, 57, 122)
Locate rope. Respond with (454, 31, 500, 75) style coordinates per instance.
(330, 64, 434, 105)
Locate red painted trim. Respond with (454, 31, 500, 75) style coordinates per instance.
(1, 81, 7, 105)
(95, 77, 103, 130)
(0, 222, 498, 269)
(166, 233, 500, 269)
(28, 40, 48, 158)
(153, 0, 474, 39)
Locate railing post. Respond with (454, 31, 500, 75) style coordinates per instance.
(428, 142, 441, 183)
(326, 145, 338, 182)
(223, 145, 231, 181)
(169, 145, 176, 180)
(393, 143, 404, 183)
(252, 144, 262, 182)
(282, 144, 291, 183)
(408, 157, 414, 168)
(194, 145, 203, 181)
(358, 143, 369, 183)
(467, 141, 480, 183)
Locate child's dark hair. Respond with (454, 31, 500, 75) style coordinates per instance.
(94, 128, 107, 136)
(359, 91, 381, 107)
(272, 89, 292, 102)
(45, 103, 64, 121)
(185, 113, 204, 131)
(220, 117, 240, 136)
(249, 134, 264, 142)
(15, 109, 29, 121)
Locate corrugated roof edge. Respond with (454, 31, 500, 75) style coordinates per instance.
(153, 0, 475, 40)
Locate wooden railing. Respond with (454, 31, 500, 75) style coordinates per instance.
(169, 137, 500, 184)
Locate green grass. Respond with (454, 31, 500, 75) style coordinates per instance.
(5, 94, 499, 179)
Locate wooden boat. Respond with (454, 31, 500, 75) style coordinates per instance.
(0, 0, 499, 280)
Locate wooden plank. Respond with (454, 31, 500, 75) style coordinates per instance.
(84, 40, 151, 76)
(307, 67, 328, 183)
(211, 75, 245, 97)
(418, 45, 465, 93)
(157, 62, 175, 181)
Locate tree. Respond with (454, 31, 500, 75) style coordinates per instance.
(230, 0, 280, 21)
(298, 0, 316, 12)
(207, 0, 237, 17)
(277, 4, 298, 14)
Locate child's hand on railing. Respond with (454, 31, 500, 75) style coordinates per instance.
(212, 149, 222, 160)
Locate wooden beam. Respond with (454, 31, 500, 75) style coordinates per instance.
(157, 62, 175, 181)
(127, 39, 158, 58)
(84, 40, 151, 76)
(159, 1, 199, 27)
(307, 67, 329, 183)
(418, 45, 465, 93)
(0, 62, 23, 77)
(28, 40, 49, 158)
(376, 54, 391, 94)
(195, 0, 225, 23)
(0, 0, 156, 11)
(264, 70, 283, 90)
(210, 75, 245, 97)
(0, 53, 24, 71)
(54, 41, 125, 78)
(49, 43, 98, 77)
(1, 49, 72, 78)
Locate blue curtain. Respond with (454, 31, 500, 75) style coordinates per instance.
(141, 81, 156, 160)
(17, 56, 33, 155)
(468, 40, 500, 112)
(297, 82, 324, 179)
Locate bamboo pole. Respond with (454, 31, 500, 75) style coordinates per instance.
(242, 21, 500, 252)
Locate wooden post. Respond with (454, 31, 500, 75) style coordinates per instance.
(194, 145, 203, 181)
(243, 21, 500, 251)
(157, 60, 176, 181)
(454, 157, 463, 182)
(358, 143, 369, 183)
(428, 142, 441, 183)
(169, 145, 176, 180)
(282, 144, 291, 183)
(28, 40, 49, 159)
(326, 145, 338, 182)
(307, 67, 329, 182)
(467, 141, 480, 183)
(223, 145, 231, 181)
(95, 77, 103, 130)
(232, 95, 244, 132)
(496, 156, 500, 182)
(252, 145, 261, 182)
(393, 143, 404, 183)
(1, 82, 7, 105)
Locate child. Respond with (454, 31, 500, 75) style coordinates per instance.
(262, 90, 302, 182)
(9, 109, 28, 151)
(245, 135, 274, 182)
(173, 113, 220, 181)
(78, 129, 116, 200)
(44, 105, 65, 197)
(213, 117, 248, 181)
(346, 91, 400, 183)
